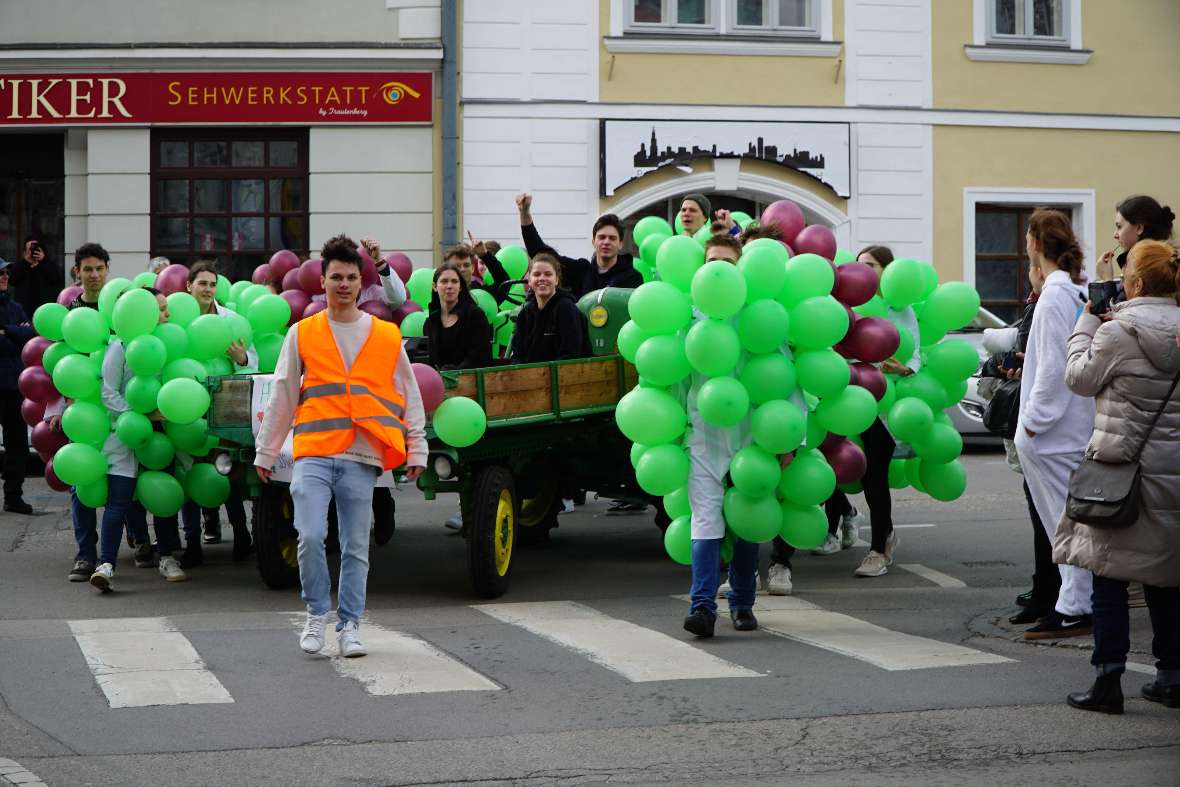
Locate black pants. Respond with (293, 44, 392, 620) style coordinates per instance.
(202, 479, 248, 529)
(1091, 574, 1180, 673)
(1025, 479, 1060, 609)
(0, 389, 27, 502)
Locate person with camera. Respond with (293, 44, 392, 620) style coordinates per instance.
(0, 259, 35, 514)
(9, 238, 64, 319)
(1053, 239, 1180, 714)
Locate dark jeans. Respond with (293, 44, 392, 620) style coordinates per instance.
(0, 389, 27, 501)
(71, 489, 98, 564)
(1025, 480, 1060, 609)
(1091, 574, 1180, 676)
(98, 475, 139, 567)
(201, 479, 248, 529)
(689, 537, 759, 615)
(178, 500, 202, 546)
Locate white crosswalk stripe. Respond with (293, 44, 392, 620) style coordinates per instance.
(68, 617, 234, 708)
(475, 600, 762, 682)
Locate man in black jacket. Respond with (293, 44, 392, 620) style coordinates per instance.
(515, 194, 643, 298)
(0, 260, 36, 513)
(8, 238, 64, 320)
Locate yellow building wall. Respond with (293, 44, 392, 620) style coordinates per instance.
(933, 1, 1180, 116)
(933, 126, 1180, 282)
(598, 1, 845, 106)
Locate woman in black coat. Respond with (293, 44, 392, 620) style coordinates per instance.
(509, 253, 591, 363)
(423, 263, 492, 370)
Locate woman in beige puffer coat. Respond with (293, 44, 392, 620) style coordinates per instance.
(1055, 239, 1180, 715)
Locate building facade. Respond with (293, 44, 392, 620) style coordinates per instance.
(461, 0, 1180, 322)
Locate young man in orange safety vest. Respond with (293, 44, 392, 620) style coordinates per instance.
(255, 234, 427, 658)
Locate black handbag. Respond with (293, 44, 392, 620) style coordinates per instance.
(1066, 372, 1180, 529)
(983, 378, 1021, 438)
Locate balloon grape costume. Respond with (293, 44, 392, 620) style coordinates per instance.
(616, 200, 982, 565)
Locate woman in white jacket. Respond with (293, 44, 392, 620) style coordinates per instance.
(1014, 209, 1096, 640)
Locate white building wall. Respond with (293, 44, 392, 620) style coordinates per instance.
(843, 0, 933, 108)
(84, 128, 151, 278)
(62, 131, 88, 263)
(848, 122, 933, 264)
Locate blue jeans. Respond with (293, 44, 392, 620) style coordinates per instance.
(689, 537, 759, 615)
(98, 475, 139, 567)
(291, 456, 378, 630)
(1092, 574, 1180, 681)
(179, 500, 201, 545)
(71, 489, 98, 564)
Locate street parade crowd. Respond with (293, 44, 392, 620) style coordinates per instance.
(1, 190, 1177, 715)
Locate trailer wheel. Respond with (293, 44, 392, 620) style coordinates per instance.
(466, 465, 515, 598)
(253, 483, 300, 590)
(518, 473, 559, 545)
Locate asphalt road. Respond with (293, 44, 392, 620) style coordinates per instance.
(1, 450, 1177, 786)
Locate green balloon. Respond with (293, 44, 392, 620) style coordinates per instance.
(925, 338, 980, 385)
(731, 210, 755, 230)
(132, 271, 157, 288)
(629, 442, 649, 468)
(887, 397, 934, 443)
(751, 400, 805, 454)
(685, 319, 740, 377)
(216, 274, 231, 304)
(153, 322, 189, 363)
(877, 373, 898, 415)
(879, 258, 927, 309)
(238, 284, 270, 313)
(166, 418, 208, 454)
(52, 353, 100, 400)
(696, 376, 750, 428)
(655, 235, 704, 292)
(61, 308, 108, 353)
(663, 485, 691, 519)
(33, 303, 68, 341)
(853, 294, 889, 319)
(400, 311, 427, 338)
(494, 311, 515, 349)
(922, 282, 981, 333)
(639, 233, 671, 270)
(918, 261, 939, 300)
(253, 332, 284, 374)
(204, 357, 234, 377)
(125, 334, 167, 377)
(894, 324, 916, 367)
(41, 341, 74, 375)
(496, 245, 529, 280)
(157, 378, 210, 424)
(918, 458, 967, 501)
(432, 396, 487, 447)
(663, 515, 693, 565)
(780, 253, 835, 308)
(779, 450, 836, 506)
(816, 385, 878, 437)
(62, 401, 110, 446)
(737, 299, 789, 354)
(136, 470, 185, 517)
(185, 462, 230, 508)
(635, 334, 691, 386)
(247, 293, 291, 336)
(615, 387, 687, 445)
(470, 289, 498, 325)
(166, 292, 201, 327)
(944, 378, 968, 406)
(635, 443, 690, 496)
(722, 488, 781, 544)
(98, 278, 132, 322)
(903, 457, 926, 492)
(919, 316, 947, 348)
(163, 358, 206, 383)
(76, 477, 109, 508)
(125, 375, 162, 413)
(230, 279, 252, 303)
(729, 445, 780, 498)
(691, 260, 747, 320)
(720, 532, 735, 563)
(896, 371, 948, 412)
(912, 422, 962, 464)
(186, 313, 232, 361)
(633, 257, 653, 284)
(407, 268, 433, 308)
(795, 349, 850, 398)
(135, 432, 175, 471)
(740, 353, 797, 405)
(112, 288, 161, 342)
(888, 457, 909, 489)
(634, 215, 674, 249)
(833, 248, 855, 265)
(779, 501, 828, 550)
(737, 244, 788, 303)
(115, 410, 153, 448)
(628, 281, 692, 336)
(616, 320, 649, 363)
(789, 296, 849, 350)
(805, 406, 826, 447)
(53, 442, 108, 486)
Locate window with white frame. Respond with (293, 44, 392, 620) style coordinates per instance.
(627, 0, 819, 36)
(988, 0, 1068, 46)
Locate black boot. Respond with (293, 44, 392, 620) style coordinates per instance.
(3, 498, 33, 515)
(178, 542, 204, 569)
(683, 607, 716, 638)
(1067, 672, 1124, 715)
(1141, 682, 1180, 708)
(231, 523, 252, 562)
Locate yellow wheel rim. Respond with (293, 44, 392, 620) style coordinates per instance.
(280, 537, 299, 568)
(494, 488, 514, 577)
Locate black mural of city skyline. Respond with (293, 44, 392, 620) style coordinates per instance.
(632, 127, 826, 171)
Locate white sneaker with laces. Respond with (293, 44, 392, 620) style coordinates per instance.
(300, 612, 329, 654)
(158, 556, 187, 582)
(716, 579, 731, 598)
(767, 563, 794, 595)
(811, 532, 841, 556)
(717, 575, 762, 597)
(89, 562, 114, 593)
(337, 621, 367, 658)
(560, 498, 576, 514)
(841, 509, 866, 549)
(854, 551, 889, 577)
(883, 530, 900, 565)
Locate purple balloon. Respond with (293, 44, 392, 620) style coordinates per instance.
(850, 362, 887, 401)
(298, 259, 324, 295)
(793, 224, 837, 262)
(359, 299, 393, 322)
(268, 249, 301, 280)
(821, 438, 867, 485)
(45, 460, 70, 493)
(56, 286, 83, 306)
(20, 397, 47, 428)
(412, 362, 445, 415)
(17, 366, 56, 403)
(155, 263, 190, 295)
(384, 252, 414, 284)
(281, 267, 302, 292)
(251, 263, 274, 285)
(21, 336, 53, 368)
(759, 200, 805, 246)
(302, 300, 327, 319)
(390, 300, 422, 327)
(31, 420, 68, 460)
(832, 262, 879, 308)
(280, 289, 311, 326)
(840, 317, 900, 364)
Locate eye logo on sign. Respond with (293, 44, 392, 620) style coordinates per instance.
(379, 81, 422, 105)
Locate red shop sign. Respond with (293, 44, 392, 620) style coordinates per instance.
(0, 72, 433, 125)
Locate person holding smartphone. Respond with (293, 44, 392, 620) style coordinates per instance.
(9, 237, 64, 319)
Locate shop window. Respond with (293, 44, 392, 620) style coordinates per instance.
(974, 204, 1072, 324)
(626, 0, 819, 37)
(151, 129, 308, 282)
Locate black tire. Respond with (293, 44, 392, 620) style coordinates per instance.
(466, 465, 515, 599)
(252, 483, 300, 590)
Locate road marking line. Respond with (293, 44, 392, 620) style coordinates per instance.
(289, 615, 500, 696)
(895, 523, 938, 528)
(1125, 662, 1154, 676)
(898, 563, 968, 588)
(68, 617, 233, 708)
(686, 596, 1012, 671)
(0, 757, 49, 786)
(475, 601, 762, 682)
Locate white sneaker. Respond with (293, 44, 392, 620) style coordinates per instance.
(767, 563, 793, 595)
(89, 562, 114, 593)
(158, 556, 187, 582)
(854, 551, 889, 577)
(300, 613, 329, 654)
(444, 511, 463, 531)
(717, 575, 762, 597)
(337, 621, 367, 658)
(716, 579, 731, 598)
(811, 533, 841, 556)
(883, 530, 900, 565)
(841, 509, 866, 549)
(560, 498, 576, 514)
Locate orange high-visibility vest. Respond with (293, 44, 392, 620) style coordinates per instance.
(293, 311, 408, 470)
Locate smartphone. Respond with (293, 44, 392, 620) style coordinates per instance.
(1001, 351, 1020, 371)
(1089, 280, 1119, 315)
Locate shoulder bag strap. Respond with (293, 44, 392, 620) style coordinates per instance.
(1131, 371, 1180, 462)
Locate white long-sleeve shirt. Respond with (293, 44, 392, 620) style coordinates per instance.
(253, 312, 427, 472)
(885, 305, 922, 372)
(1018, 269, 1095, 455)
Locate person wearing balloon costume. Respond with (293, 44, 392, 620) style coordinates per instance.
(255, 234, 427, 659)
(0, 258, 35, 514)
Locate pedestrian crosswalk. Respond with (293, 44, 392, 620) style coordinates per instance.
(37, 596, 1021, 710)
